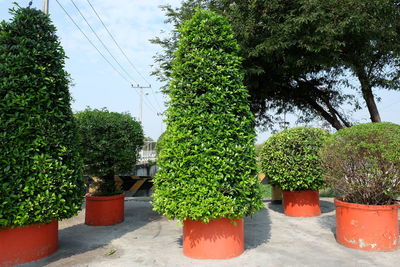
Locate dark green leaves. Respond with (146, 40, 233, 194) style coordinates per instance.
(321, 122, 400, 205)
(152, 10, 263, 222)
(0, 6, 84, 227)
(74, 108, 144, 195)
(260, 127, 329, 191)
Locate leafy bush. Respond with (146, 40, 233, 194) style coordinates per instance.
(0, 6, 84, 227)
(260, 127, 329, 191)
(321, 122, 400, 205)
(75, 108, 144, 196)
(152, 9, 263, 222)
(155, 131, 166, 157)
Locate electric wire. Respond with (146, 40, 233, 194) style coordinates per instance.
(55, 0, 131, 85)
(85, 0, 150, 85)
(55, 0, 159, 116)
(73, 0, 160, 114)
(85, 0, 164, 111)
(69, 0, 138, 85)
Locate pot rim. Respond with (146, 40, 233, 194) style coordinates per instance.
(282, 190, 319, 193)
(334, 198, 399, 210)
(85, 193, 125, 201)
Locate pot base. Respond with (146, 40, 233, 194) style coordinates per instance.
(282, 190, 321, 217)
(183, 218, 244, 259)
(0, 221, 58, 267)
(335, 198, 399, 251)
(85, 193, 125, 226)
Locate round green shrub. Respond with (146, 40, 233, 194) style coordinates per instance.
(260, 127, 329, 191)
(152, 9, 263, 222)
(75, 108, 144, 196)
(0, 6, 84, 228)
(321, 122, 400, 205)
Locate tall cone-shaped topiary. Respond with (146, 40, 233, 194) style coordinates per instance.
(152, 9, 263, 222)
(0, 6, 84, 228)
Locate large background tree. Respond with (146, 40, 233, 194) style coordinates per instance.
(152, 0, 400, 130)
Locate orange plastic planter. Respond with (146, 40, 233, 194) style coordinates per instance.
(85, 193, 124, 226)
(183, 218, 244, 259)
(282, 190, 321, 217)
(0, 221, 58, 267)
(335, 198, 399, 251)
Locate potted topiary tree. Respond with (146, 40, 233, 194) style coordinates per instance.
(321, 122, 400, 251)
(152, 9, 263, 259)
(0, 6, 84, 266)
(75, 108, 144, 226)
(260, 127, 329, 217)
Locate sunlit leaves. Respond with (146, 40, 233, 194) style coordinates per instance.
(0, 6, 83, 227)
(152, 10, 263, 222)
(260, 127, 329, 191)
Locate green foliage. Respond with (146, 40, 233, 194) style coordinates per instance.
(260, 127, 329, 191)
(321, 123, 400, 205)
(75, 108, 144, 196)
(0, 6, 84, 227)
(152, 0, 400, 130)
(155, 131, 166, 157)
(152, 9, 263, 222)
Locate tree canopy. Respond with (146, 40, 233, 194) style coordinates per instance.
(152, 0, 400, 130)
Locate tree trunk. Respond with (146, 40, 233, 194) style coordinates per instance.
(307, 99, 344, 130)
(355, 67, 382, 122)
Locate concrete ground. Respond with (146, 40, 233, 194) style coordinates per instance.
(22, 198, 399, 267)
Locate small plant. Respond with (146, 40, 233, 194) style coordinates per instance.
(0, 6, 84, 227)
(321, 122, 400, 205)
(152, 9, 263, 222)
(260, 127, 329, 191)
(75, 108, 144, 196)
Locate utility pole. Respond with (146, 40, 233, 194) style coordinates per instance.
(131, 84, 151, 122)
(43, 0, 49, 14)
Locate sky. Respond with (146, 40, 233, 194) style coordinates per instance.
(1, 0, 399, 144)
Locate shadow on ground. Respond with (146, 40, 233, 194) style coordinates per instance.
(22, 201, 160, 266)
(244, 207, 271, 249)
(318, 214, 336, 236)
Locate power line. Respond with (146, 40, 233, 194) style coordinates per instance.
(55, 0, 160, 117)
(55, 0, 131, 84)
(85, 0, 164, 111)
(85, 0, 150, 85)
(69, 0, 138, 85)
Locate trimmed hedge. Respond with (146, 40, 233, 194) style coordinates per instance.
(75, 108, 144, 196)
(0, 6, 84, 227)
(321, 122, 400, 205)
(152, 9, 263, 222)
(260, 127, 329, 191)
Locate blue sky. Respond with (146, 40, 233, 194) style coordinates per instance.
(1, 0, 399, 144)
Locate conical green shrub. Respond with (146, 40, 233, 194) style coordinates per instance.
(152, 9, 263, 222)
(0, 6, 84, 227)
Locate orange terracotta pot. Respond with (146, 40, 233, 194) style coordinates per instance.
(183, 218, 244, 259)
(334, 198, 399, 251)
(0, 221, 58, 267)
(282, 190, 321, 217)
(85, 193, 124, 226)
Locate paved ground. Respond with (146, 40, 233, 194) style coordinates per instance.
(22, 198, 399, 267)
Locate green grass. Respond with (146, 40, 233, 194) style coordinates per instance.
(260, 184, 272, 198)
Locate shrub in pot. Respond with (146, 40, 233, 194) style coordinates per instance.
(152, 9, 263, 259)
(260, 127, 329, 217)
(0, 6, 84, 266)
(321, 122, 400, 251)
(75, 108, 144, 226)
